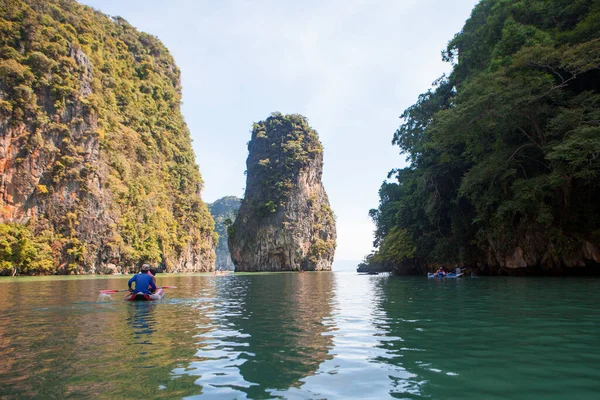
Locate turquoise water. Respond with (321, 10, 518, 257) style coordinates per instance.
(0, 273, 599, 399)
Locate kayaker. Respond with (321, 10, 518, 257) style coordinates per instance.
(435, 267, 446, 276)
(128, 265, 156, 294)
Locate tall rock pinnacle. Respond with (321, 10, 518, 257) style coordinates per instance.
(229, 113, 336, 271)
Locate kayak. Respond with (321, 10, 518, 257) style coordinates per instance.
(124, 288, 165, 301)
(428, 273, 463, 278)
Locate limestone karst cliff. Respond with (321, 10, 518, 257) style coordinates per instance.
(208, 196, 241, 271)
(0, 0, 215, 274)
(229, 113, 336, 272)
(366, 0, 600, 275)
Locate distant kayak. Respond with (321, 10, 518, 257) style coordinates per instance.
(428, 273, 463, 278)
(124, 288, 165, 301)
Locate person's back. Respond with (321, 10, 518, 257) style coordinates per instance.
(128, 273, 156, 294)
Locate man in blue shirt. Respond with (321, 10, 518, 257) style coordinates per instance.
(128, 264, 157, 294)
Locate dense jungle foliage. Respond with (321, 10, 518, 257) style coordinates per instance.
(368, 0, 600, 273)
(0, 0, 215, 274)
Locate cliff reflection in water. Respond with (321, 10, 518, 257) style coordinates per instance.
(185, 272, 336, 398)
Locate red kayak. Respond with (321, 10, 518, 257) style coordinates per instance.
(123, 288, 165, 301)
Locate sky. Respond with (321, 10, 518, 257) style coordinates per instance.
(80, 0, 480, 264)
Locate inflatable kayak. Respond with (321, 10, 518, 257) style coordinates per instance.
(428, 273, 463, 278)
(124, 288, 165, 301)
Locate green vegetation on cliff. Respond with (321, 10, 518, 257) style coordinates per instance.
(0, 0, 214, 274)
(247, 112, 323, 216)
(368, 0, 600, 273)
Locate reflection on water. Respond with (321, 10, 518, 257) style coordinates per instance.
(128, 302, 156, 345)
(1, 274, 600, 399)
(182, 273, 337, 399)
(375, 277, 600, 400)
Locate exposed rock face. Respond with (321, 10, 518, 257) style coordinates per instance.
(208, 196, 241, 271)
(483, 227, 600, 274)
(0, 0, 215, 274)
(229, 113, 336, 272)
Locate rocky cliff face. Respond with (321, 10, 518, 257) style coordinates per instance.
(229, 113, 336, 272)
(0, 0, 215, 274)
(482, 227, 600, 275)
(208, 196, 241, 271)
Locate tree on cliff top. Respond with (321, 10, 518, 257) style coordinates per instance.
(369, 0, 600, 273)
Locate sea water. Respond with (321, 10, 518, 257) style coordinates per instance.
(0, 273, 599, 399)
